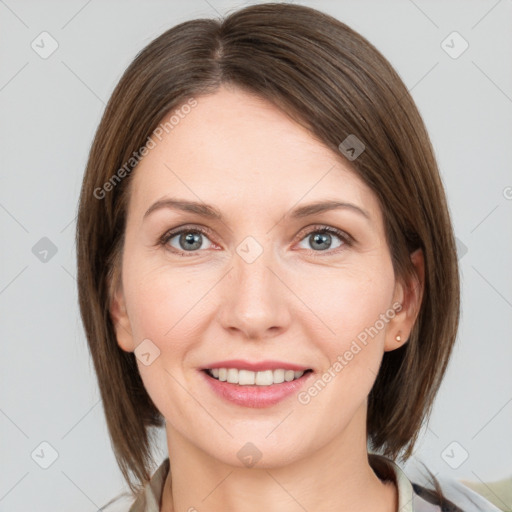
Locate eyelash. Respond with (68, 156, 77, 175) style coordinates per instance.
(158, 224, 354, 257)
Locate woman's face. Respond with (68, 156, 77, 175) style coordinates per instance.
(111, 85, 420, 468)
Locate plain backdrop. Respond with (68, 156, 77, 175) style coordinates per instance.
(1, 0, 511, 510)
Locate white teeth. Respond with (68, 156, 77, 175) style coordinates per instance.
(273, 369, 285, 384)
(239, 369, 255, 385)
(255, 370, 273, 386)
(227, 368, 238, 384)
(207, 368, 307, 386)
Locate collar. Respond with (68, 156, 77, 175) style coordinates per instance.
(368, 453, 441, 512)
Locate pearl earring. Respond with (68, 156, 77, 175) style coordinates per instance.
(396, 333, 401, 342)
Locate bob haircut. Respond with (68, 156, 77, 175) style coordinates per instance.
(76, 1, 460, 500)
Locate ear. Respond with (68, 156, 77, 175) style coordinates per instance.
(384, 248, 425, 352)
(109, 280, 135, 353)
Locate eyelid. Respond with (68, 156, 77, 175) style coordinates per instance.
(294, 223, 354, 245)
(158, 224, 214, 245)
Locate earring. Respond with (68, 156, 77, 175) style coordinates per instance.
(395, 332, 402, 342)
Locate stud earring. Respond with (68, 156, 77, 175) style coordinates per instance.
(395, 332, 402, 342)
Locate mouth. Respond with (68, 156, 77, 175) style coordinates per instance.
(202, 367, 314, 386)
(200, 367, 315, 408)
(199, 359, 316, 408)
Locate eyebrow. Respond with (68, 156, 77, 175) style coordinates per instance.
(143, 198, 371, 222)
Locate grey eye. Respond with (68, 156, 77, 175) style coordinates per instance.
(167, 231, 213, 252)
(297, 231, 344, 251)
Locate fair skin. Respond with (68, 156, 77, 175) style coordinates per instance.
(110, 85, 424, 512)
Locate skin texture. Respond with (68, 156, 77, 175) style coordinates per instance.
(110, 84, 424, 512)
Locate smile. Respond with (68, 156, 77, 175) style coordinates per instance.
(200, 367, 315, 408)
(205, 367, 313, 386)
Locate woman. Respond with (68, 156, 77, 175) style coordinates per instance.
(76, 3, 500, 511)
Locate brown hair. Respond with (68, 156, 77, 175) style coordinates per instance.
(76, 1, 460, 503)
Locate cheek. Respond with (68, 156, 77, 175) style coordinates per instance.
(298, 263, 395, 346)
(122, 265, 211, 420)
(296, 260, 396, 407)
(123, 260, 213, 355)
(293, 270, 394, 423)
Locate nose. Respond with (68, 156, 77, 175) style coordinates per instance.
(218, 246, 291, 340)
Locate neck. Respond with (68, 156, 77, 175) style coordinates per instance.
(161, 406, 397, 512)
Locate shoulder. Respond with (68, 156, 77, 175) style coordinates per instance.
(99, 491, 136, 512)
(415, 476, 506, 512)
(369, 453, 504, 512)
(100, 458, 170, 512)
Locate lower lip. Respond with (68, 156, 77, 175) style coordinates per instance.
(200, 369, 314, 408)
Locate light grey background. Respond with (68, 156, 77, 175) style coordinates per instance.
(1, 0, 511, 510)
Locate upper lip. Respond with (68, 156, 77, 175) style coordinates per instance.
(202, 359, 312, 372)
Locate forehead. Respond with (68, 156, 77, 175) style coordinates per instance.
(128, 86, 381, 224)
